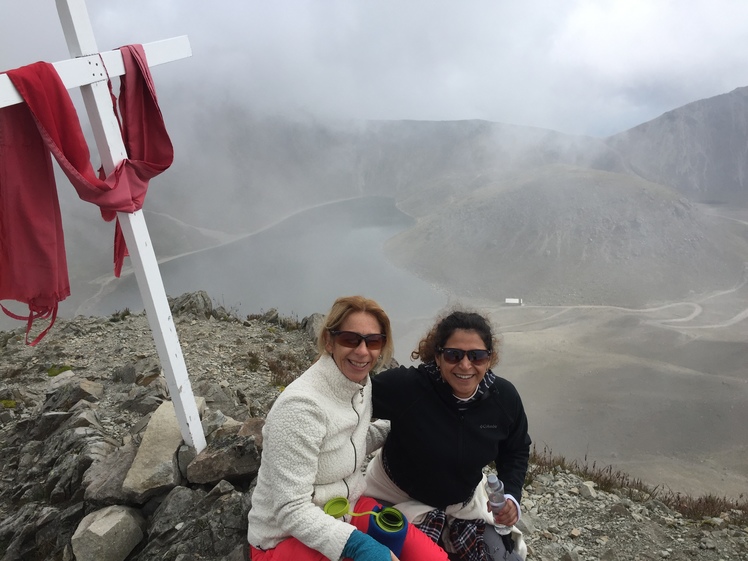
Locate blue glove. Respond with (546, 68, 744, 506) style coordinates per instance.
(342, 529, 392, 561)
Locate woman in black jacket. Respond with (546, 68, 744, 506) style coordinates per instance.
(367, 310, 531, 561)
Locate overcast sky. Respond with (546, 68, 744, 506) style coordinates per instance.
(3, 0, 748, 136)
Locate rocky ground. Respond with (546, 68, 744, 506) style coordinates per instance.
(0, 291, 746, 561)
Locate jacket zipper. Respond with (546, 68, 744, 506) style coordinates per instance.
(349, 391, 362, 492)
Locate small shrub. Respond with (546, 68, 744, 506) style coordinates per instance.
(246, 351, 261, 371)
(109, 308, 131, 322)
(278, 313, 301, 331)
(1, 399, 17, 409)
(267, 351, 309, 387)
(660, 491, 748, 526)
(267, 358, 295, 387)
(245, 310, 301, 330)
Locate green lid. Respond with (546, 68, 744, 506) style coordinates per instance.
(323, 497, 350, 519)
(375, 507, 405, 532)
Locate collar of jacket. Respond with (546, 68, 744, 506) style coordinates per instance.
(314, 353, 370, 403)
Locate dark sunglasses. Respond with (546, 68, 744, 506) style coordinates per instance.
(329, 330, 387, 350)
(437, 347, 491, 365)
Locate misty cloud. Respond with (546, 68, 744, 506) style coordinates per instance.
(3, 1, 748, 136)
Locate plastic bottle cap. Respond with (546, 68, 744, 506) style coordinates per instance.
(323, 497, 350, 519)
(376, 507, 405, 532)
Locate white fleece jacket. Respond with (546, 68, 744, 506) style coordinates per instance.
(247, 354, 389, 560)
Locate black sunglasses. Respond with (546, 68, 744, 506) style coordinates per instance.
(437, 347, 491, 365)
(329, 330, 387, 350)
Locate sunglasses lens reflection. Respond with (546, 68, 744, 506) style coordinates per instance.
(441, 348, 490, 365)
(333, 331, 386, 350)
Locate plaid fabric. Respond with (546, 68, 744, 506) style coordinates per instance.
(415, 508, 446, 543)
(416, 509, 488, 561)
(449, 518, 486, 561)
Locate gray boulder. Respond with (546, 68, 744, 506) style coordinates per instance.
(122, 402, 185, 504)
(71, 505, 145, 561)
(169, 291, 213, 320)
(132, 480, 251, 561)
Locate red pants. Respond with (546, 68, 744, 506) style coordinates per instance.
(249, 496, 448, 560)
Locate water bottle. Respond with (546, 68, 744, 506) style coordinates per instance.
(365, 505, 408, 557)
(486, 474, 510, 534)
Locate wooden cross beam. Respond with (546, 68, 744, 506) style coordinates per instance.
(1, 0, 206, 452)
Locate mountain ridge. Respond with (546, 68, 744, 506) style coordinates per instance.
(118, 85, 748, 310)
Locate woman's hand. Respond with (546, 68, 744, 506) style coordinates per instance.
(343, 529, 399, 561)
(487, 498, 519, 527)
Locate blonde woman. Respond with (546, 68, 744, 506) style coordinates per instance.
(247, 296, 448, 561)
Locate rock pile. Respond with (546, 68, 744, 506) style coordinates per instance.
(0, 292, 746, 561)
(519, 470, 746, 560)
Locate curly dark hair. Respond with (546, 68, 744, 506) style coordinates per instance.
(411, 310, 500, 368)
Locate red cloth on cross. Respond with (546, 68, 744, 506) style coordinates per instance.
(0, 44, 174, 344)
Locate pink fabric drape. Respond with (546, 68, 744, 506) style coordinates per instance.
(0, 44, 174, 344)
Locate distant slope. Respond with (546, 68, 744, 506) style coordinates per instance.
(356, 119, 627, 212)
(607, 87, 748, 204)
(385, 165, 748, 307)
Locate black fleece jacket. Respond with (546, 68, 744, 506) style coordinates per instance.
(371, 364, 531, 509)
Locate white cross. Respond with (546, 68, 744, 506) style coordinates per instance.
(1, 0, 206, 452)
